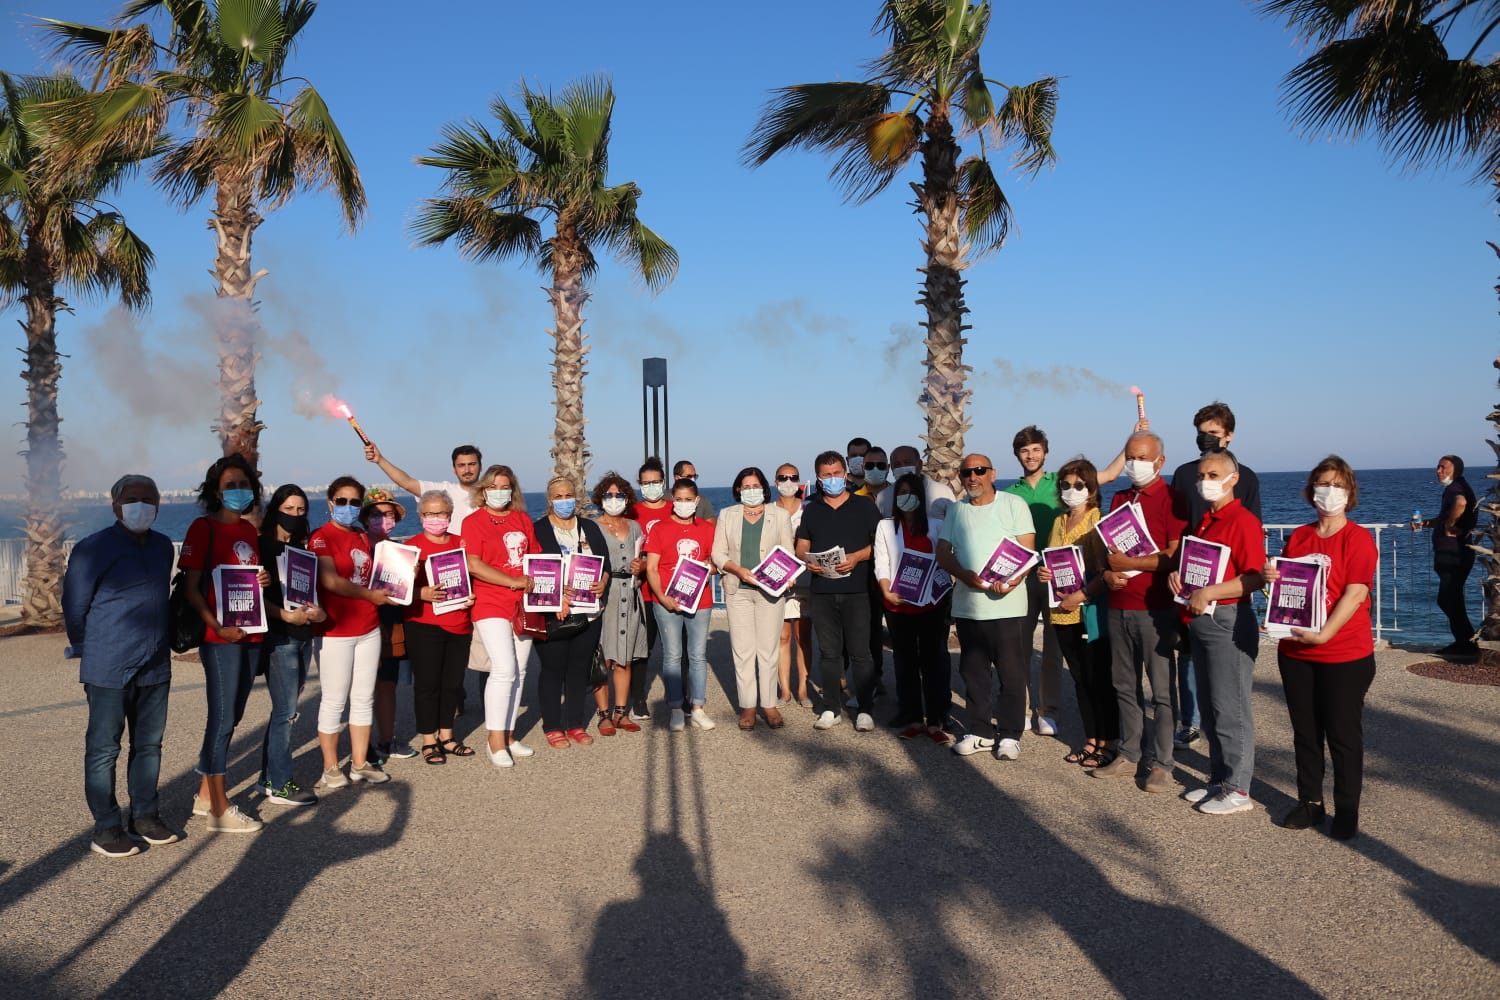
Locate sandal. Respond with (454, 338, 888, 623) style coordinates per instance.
(439, 738, 475, 758)
(612, 708, 642, 733)
(422, 742, 446, 765)
(545, 730, 571, 749)
(566, 727, 594, 746)
(1065, 742, 1098, 765)
(1080, 747, 1115, 769)
(597, 710, 617, 737)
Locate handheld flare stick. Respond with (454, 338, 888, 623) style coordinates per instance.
(1130, 386, 1146, 423)
(338, 404, 372, 447)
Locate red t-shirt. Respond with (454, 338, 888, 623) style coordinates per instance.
(1278, 521, 1377, 664)
(1108, 478, 1187, 612)
(405, 532, 472, 635)
(179, 516, 263, 645)
(633, 502, 673, 603)
(644, 517, 716, 611)
(885, 522, 935, 616)
(463, 508, 537, 622)
(1190, 499, 1267, 611)
(309, 523, 379, 638)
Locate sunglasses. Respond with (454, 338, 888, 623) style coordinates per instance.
(330, 497, 361, 506)
(958, 466, 992, 478)
(1058, 479, 1088, 491)
(865, 461, 889, 471)
(602, 492, 628, 500)
(775, 474, 799, 482)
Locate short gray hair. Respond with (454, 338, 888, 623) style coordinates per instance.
(1127, 431, 1165, 459)
(110, 474, 158, 502)
(418, 489, 453, 514)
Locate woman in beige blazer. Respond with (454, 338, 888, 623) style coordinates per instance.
(712, 467, 794, 730)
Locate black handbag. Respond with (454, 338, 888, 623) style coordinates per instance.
(588, 645, 610, 689)
(544, 612, 591, 641)
(168, 520, 214, 654)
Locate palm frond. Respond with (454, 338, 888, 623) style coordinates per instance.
(557, 74, 614, 167)
(991, 77, 1058, 175)
(957, 155, 1012, 255)
(410, 195, 543, 263)
(87, 210, 154, 308)
(40, 20, 158, 84)
(606, 217, 679, 293)
(744, 82, 894, 165)
(959, 67, 995, 130)
(286, 84, 365, 229)
(208, 90, 283, 153)
(216, 0, 286, 65)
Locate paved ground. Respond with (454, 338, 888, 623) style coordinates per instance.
(1, 622, 1496, 999)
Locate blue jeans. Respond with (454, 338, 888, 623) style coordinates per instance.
(1175, 645, 1201, 729)
(1189, 602, 1259, 795)
(259, 634, 311, 789)
(653, 602, 710, 708)
(85, 679, 170, 831)
(198, 643, 256, 777)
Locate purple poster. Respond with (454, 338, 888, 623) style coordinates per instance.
(371, 541, 421, 606)
(1175, 535, 1231, 611)
(523, 554, 566, 613)
(666, 557, 712, 615)
(892, 549, 936, 604)
(1042, 545, 1086, 608)
(213, 565, 267, 634)
(566, 553, 606, 615)
(426, 548, 472, 616)
(1095, 502, 1159, 558)
(1266, 556, 1327, 636)
(280, 546, 319, 610)
(978, 537, 1039, 587)
(750, 545, 805, 598)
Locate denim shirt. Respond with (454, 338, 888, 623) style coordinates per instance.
(62, 523, 175, 688)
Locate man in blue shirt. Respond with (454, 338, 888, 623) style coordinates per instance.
(63, 474, 178, 858)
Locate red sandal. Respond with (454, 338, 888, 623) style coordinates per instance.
(544, 730, 571, 749)
(596, 711, 617, 736)
(566, 727, 594, 746)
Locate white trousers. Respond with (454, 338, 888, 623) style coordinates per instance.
(316, 628, 381, 733)
(727, 587, 785, 709)
(474, 616, 533, 731)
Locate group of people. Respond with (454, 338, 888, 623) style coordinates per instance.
(67, 401, 1405, 859)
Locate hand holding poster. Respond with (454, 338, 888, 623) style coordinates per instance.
(1042, 546, 1087, 608)
(565, 553, 606, 615)
(1095, 502, 1159, 558)
(665, 557, 712, 615)
(371, 540, 421, 606)
(213, 565, 267, 635)
(279, 546, 319, 610)
(523, 554, 566, 613)
(1265, 555, 1329, 638)
(977, 537, 1039, 588)
(1174, 535, 1231, 612)
(426, 548, 473, 616)
(892, 549, 936, 604)
(750, 545, 805, 598)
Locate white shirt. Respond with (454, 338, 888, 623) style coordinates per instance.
(419, 480, 476, 532)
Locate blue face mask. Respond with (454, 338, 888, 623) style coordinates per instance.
(222, 488, 255, 513)
(552, 498, 577, 519)
(820, 476, 847, 497)
(331, 504, 361, 527)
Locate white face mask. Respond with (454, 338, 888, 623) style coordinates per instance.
(846, 456, 865, 477)
(1060, 488, 1089, 510)
(673, 500, 697, 519)
(485, 488, 511, 510)
(641, 482, 665, 502)
(119, 501, 158, 533)
(1124, 459, 1157, 488)
(1312, 486, 1348, 517)
(776, 480, 800, 499)
(892, 465, 918, 481)
(1197, 476, 1234, 503)
(1439, 476, 1454, 487)
(739, 488, 765, 507)
(601, 497, 628, 517)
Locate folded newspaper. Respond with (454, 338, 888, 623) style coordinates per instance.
(806, 546, 848, 580)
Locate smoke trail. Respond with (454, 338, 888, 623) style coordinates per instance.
(986, 359, 1130, 398)
(883, 323, 922, 369)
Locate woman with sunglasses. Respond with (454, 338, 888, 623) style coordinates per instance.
(590, 473, 646, 734)
(181, 455, 270, 832)
(774, 463, 814, 708)
(1036, 459, 1118, 768)
(713, 467, 794, 730)
(309, 477, 395, 789)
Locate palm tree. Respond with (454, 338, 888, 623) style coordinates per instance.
(1259, 0, 1500, 639)
(744, 0, 1056, 488)
(412, 76, 678, 490)
(0, 71, 153, 628)
(42, 0, 365, 471)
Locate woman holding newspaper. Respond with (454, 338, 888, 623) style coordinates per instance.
(874, 473, 953, 744)
(645, 479, 719, 732)
(712, 467, 795, 731)
(1262, 457, 1377, 841)
(532, 477, 611, 748)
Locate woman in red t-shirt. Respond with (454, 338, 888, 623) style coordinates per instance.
(463, 464, 539, 767)
(1263, 456, 1378, 841)
(309, 476, 394, 789)
(404, 489, 475, 764)
(179, 455, 269, 833)
(645, 479, 718, 732)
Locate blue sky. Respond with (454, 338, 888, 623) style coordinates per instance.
(0, 0, 1492, 492)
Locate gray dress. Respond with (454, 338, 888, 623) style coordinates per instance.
(597, 518, 647, 664)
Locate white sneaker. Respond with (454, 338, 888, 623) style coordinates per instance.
(1034, 715, 1057, 736)
(207, 805, 263, 834)
(953, 734, 997, 756)
(315, 766, 349, 790)
(813, 711, 841, 731)
(488, 746, 514, 768)
(1184, 784, 1220, 804)
(507, 740, 535, 759)
(669, 708, 686, 732)
(348, 762, 390, 784)
(1198, 790, 1255, 815)
(192, 794, 210, 817)
(996, 738, 1021, 760)
(689, 708, 716, 730)
(854, 713, 875, 732)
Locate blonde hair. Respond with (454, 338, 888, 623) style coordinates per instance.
(470, 464, 524, 513)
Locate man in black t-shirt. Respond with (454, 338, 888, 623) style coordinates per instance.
(796, 450, 882, 732)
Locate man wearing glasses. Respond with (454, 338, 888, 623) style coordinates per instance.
(936, 454, 1036, 760)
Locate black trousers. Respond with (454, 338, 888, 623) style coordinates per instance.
(405, 621, 471, 735)
(538, 619, 604, 731)
(1277, 651, 1376, 814)
(887, 603, 952, 727)
(630, 599, 659, 708)
(954, 616, 1029, 740)
(1435, 549, 1476, 644)
(811, 592, 874, 717)
(1055, 621, 1118, 741)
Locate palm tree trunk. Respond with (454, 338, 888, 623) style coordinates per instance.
(547, 227, 592, 491)
(913, 107, 972, 494)
(210, 173, 267, 471)
(19, 234, 67, 627)
(1480, 219, 1500, 641)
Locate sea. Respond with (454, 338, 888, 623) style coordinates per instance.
(0, 467, 1480, 647)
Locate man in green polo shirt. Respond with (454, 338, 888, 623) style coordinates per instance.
(1004, 426, 1065, 736)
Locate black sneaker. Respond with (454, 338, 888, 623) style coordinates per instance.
(265, 781, 318, 806)
(128, 815, 181, 845)
(91, 826, 141, 858)
(1329, 810, 1360, 841)
(1280, 801, 1326, 831)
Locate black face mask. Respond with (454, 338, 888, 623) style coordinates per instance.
(1196, 432, 1225, 455)
(276, 511, 309, 540)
